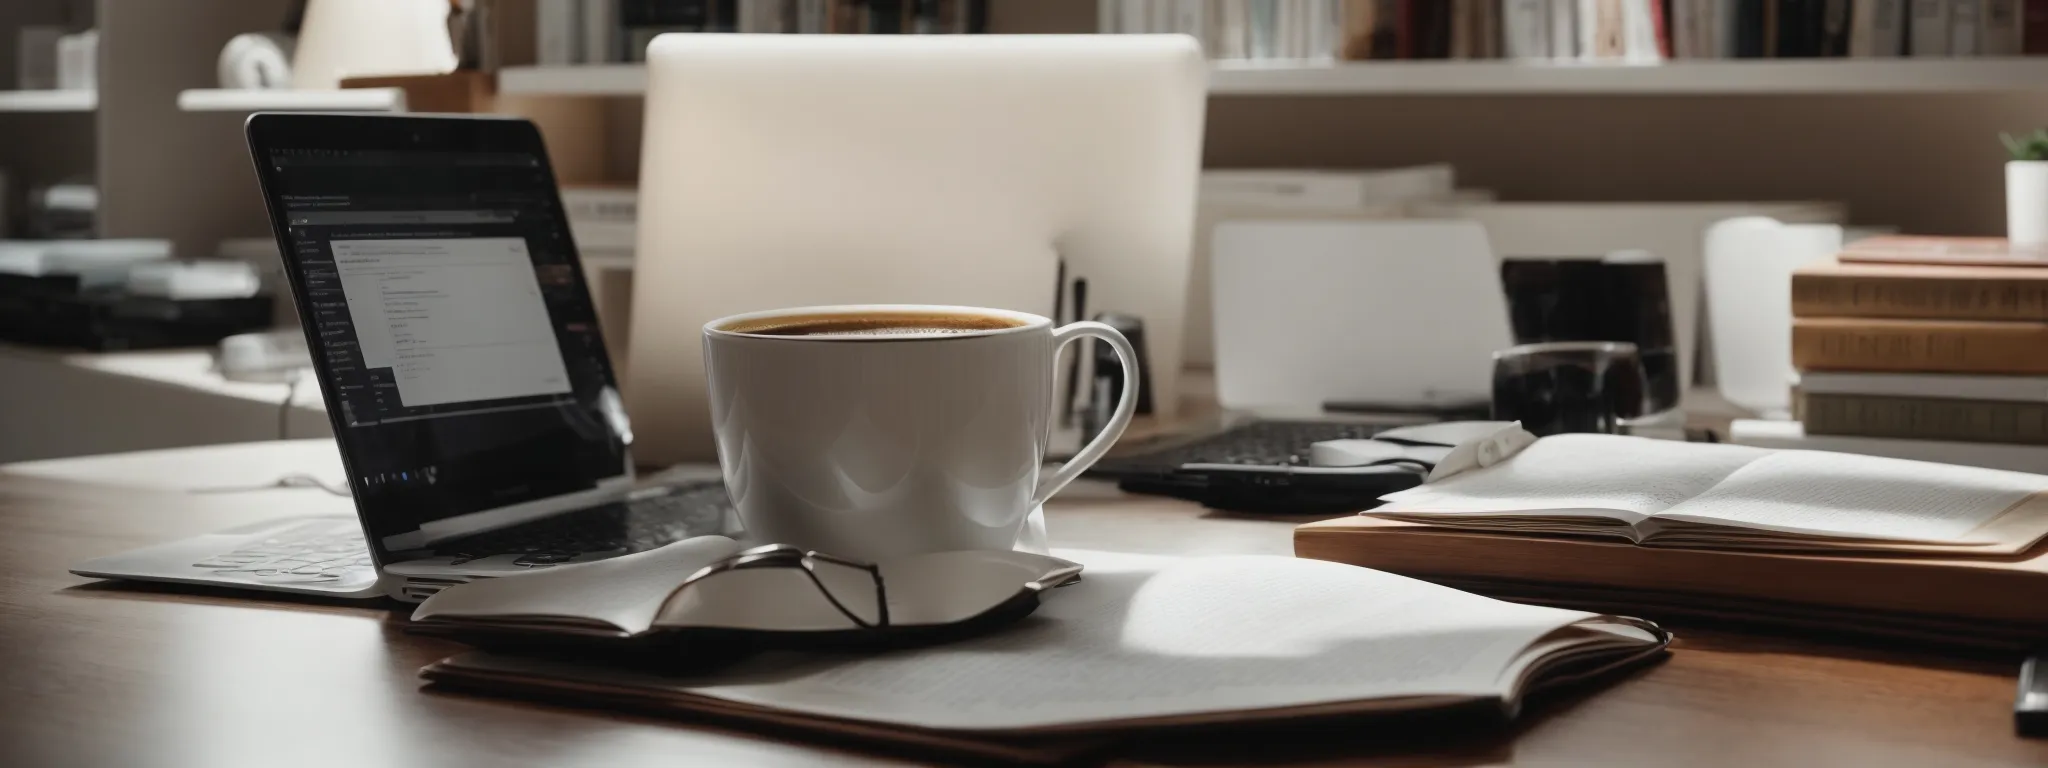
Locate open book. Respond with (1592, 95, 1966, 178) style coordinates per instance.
(412, 536, 1084, 644)
(1369, 434, 2048, 554)
(421, 551, 1667, 762)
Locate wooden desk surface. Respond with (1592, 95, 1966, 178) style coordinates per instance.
(4, 452, 2047, 767)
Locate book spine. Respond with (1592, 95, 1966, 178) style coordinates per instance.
(1952, 0, 1984, 52)
(538, 0, 583, 64)
(1734, 0, 1766, 54)
(869, 0, 902, 32)
(1451, 0, 1478, 57)
(1252, 0, 1281, 57)
(1851, 0, 1907, 54)
(1911, 0, 1954, 53)
(2028, 0, 2048, 51)
(1552, 0, 1582, 57)
(1985, 0, 2025, 52)
(1623, 0, 1667, 58)
(912, 0, 940, 33)
(583, 0, 618, 62)
(1821, 0, 1852, 53)
(1478, 0, 1505, 56)
(1583, 0, 1624, 57)
(1504, 0, 1553, 56)
(1792, 318, 2048, 374)
(1792, 271, 2048, 321)
(1801, 392, 2048, 445)
(966, 0, 987, 32)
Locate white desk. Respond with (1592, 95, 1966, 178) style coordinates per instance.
(0, 343, 328, 464)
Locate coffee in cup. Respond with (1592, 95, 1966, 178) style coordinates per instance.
(718, 311, 1026, 338)
(702, 304, 1141, 561)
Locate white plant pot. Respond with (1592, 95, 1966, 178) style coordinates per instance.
(2009, 161, 2048, 246)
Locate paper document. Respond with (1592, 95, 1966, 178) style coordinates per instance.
(1372, 434, 2048, 553)
(655, 551, 1619, 730)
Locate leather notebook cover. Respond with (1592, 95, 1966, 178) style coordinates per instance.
(1296, 516, 2048, 648)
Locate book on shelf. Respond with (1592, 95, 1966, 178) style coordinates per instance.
(2029, 0, 2048, 52)
(1792, 316, 2048, 374)
(1910, 0, 1953, 53)
(540, 0, 990, 64)
(1849, 0, 1909, 55)
(1504, 0, 1553, 57)
(1363, 432, 2048, 554)
(1791, 260, 2048, 322)
(1987, 0, 2026, 52)
(1799, 390, 2048, 444)
(1954, 0, 1987, 53)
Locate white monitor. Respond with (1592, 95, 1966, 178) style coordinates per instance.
(1209, 220, 1514, 412)
(624, 34, 1206, 464)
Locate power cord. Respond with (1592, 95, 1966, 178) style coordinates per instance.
(277, 376, 302, 440)
(189, 474, 351, 497)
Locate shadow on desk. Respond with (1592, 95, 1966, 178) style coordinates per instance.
(60, 578, 397, 613)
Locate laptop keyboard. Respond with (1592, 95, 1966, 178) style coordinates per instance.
(189, 480, 735, 580)
(190, 519, 374, 585)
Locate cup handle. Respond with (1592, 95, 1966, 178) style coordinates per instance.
(1033, 321, 1140, 507)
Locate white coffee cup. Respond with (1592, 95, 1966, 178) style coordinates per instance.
(702, 304, 1139, 561)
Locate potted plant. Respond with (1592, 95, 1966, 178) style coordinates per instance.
(2003, 130, 2048, 246)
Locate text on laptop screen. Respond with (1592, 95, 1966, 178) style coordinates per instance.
(265, 148, 628, 553)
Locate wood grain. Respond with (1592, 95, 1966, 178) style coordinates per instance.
(2, 467, 2045, 766)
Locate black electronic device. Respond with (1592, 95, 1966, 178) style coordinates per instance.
(1087, 419, 1425, 515)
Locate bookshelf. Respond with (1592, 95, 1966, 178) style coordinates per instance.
(175, 88, 407, 113)
(499, 58, 2048, 98)
(0, 89, 95, 111)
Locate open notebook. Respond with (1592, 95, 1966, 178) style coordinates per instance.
(412, 536, 1085, 644)
(1369, 434, 2048, 554)
(421, 551, 1667, 763)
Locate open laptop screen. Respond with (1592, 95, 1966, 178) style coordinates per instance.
(247, 115, 629, 558)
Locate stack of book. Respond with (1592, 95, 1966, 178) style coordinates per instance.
(537, 1, 992, 65)
(1100, 1, 2048, 62)
(1790, 236, 2048, 452)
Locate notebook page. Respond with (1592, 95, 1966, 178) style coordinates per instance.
(1375, 435, 1771, 522)
(1653, 451, 2048, 542)
(412, 535, 745, 634)
(677, 552, 1608, 730)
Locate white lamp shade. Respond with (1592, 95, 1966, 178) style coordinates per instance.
(291, 0, 456, 89)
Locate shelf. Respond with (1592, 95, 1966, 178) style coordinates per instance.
(1209, 58, 2048, 95)
(0, 90, 97, 112)
(498, 64, 647, 97)
(499, 58, 2048, 98)
(176, 88, 408, 112)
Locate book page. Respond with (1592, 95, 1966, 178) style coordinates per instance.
(412, 535, 745, 634)
(667, 551, 1615, 730)
(1374, 435, 1772, 522)
(1654, 451, 2048, 543)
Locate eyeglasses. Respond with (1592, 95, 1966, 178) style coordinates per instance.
(684, 544, 891, 629)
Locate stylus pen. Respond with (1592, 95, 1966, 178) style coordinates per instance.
(1060, 278, 1088, 428)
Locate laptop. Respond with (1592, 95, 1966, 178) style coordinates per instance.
(72, 114, 737, 602)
